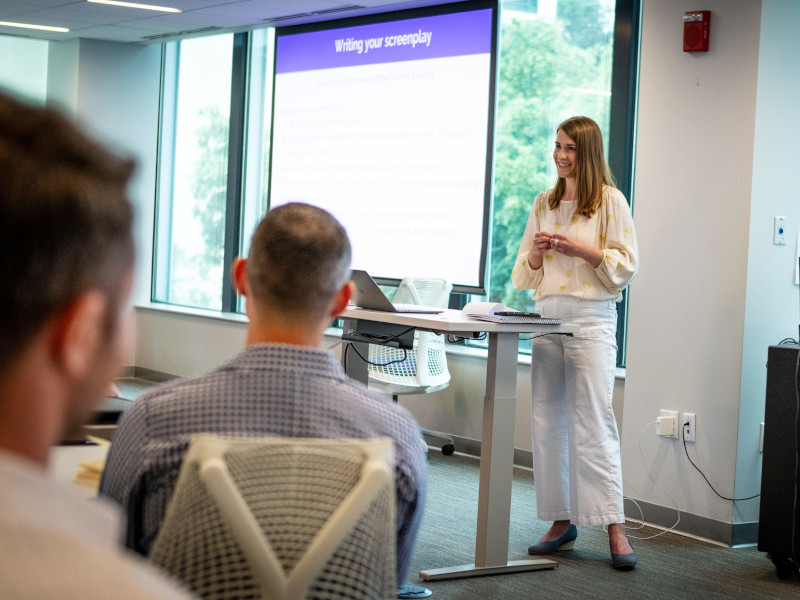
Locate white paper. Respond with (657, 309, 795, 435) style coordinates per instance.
(461, 301, 504, 319)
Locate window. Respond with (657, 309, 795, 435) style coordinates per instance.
(485, 0, 638, 365)
(153, 34, 234, 311)
(241, 28, 274, 260)
(490, 0, 617, 310)
(151, 0, 638, 364)
(0, 35, 49, 104)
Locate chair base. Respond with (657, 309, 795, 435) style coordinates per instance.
(369, 385, 456, 456)
(421, 428, 455, 455)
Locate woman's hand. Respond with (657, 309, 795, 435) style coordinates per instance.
(526, 231, 553, 269)
(549, 233, 603, 268)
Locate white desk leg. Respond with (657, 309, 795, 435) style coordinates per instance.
(420, 331, 556, 580)
(476, 331, 520, 565)
(341, 318, 369, 384)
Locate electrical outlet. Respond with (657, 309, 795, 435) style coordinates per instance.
(683, 412, 696, 443)
(657, 409, 679, 439)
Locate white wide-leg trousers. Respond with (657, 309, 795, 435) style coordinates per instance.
(530, 295, 624, 525)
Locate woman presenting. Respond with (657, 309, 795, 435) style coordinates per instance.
(512, 116, 639, 570)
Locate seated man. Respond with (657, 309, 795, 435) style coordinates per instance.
(100, 202, 429, 598)
(0, 93, 193, 599)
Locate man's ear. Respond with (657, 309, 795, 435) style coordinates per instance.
(232, 257, 249, 297)
(52, 291, 107, 380)
(330, 280, 354, 317)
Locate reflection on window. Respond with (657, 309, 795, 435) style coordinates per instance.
(153, 34, 233, 311)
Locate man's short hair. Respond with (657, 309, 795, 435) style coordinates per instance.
(0, 93, 135, 371)
(246, 203, 351, 319)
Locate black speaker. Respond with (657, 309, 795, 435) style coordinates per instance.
(758, 344, 800, 578)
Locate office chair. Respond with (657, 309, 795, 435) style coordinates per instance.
(149, 435, 396, 600)
(368, 277, 456, 455)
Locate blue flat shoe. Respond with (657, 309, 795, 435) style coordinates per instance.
(397, 584, 432, 598)
(527, 524, 577, 555)
(611, 552, 637, 570)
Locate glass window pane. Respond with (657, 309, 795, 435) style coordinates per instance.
(490, 0, 615, 309)
(241, 28, 274, 261)
(0, 35, 48, 104)
(467, 0, 617, 353)
(236, 28, 274, 314)
(153, 34, 233, 311)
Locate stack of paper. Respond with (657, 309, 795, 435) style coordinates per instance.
(74, 435, 110, 488)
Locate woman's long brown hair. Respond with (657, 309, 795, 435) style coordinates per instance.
(550, 116, 615, 218)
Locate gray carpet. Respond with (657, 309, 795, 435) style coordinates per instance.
(406, 450, 800, 599)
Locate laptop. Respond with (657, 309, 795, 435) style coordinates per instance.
(349, 270, 446, 314)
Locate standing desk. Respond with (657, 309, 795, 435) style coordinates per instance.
(340, 307, 579, 580)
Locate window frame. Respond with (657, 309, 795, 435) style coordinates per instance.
(220, 32, 249, 312)
(607, 0, 641, 367)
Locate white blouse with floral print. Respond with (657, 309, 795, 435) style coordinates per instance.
(512, 186, 639, 302)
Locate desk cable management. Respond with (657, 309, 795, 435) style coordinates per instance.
(340, 326, 417, 370)
(445, 332, 568, 344)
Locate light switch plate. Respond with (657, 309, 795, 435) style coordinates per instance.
(774, 216, 786, 245)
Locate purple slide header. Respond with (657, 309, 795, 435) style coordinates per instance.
(275, 9, 493, 74)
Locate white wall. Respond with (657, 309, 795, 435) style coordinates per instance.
(73, 40, 162, 311)
(46, 40, 80, 115)
(737, 0, 800, 512)
(45, 39, 162, 366)
(622, 0, 764, 529)
(136, 308, 247, 376)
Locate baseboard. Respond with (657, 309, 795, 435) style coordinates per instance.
(120, 366, 176, 383)
(623, 498, 758, 547)
(431, 434, 533, 469)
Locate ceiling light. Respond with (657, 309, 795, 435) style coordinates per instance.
(87, 0, 182, 13)
(0, 21, 69, 33)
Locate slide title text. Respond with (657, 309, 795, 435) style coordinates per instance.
(335, 30, 434, 55)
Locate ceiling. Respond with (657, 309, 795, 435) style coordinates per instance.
(0, 0, 452, 44)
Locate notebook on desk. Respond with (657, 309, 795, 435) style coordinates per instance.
(350, 270, 445, 314)
(462, 301, 564, 324)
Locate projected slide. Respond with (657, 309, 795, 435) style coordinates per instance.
(269, 5, 496, 292)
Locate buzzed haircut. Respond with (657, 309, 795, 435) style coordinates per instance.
(246, 203, 352, 319)
(0, 93, 136, 372)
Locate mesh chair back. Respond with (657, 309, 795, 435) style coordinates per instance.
(149, 436, 396, 600)
(392, 278, 451, 307)
(369, 278, 452, 390)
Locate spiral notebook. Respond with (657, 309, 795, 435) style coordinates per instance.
(461, 302, 564, 324)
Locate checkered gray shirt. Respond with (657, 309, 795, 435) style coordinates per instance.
(99, 343, 428, 583)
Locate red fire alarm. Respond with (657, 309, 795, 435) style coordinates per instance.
(683, 11, 710, 52)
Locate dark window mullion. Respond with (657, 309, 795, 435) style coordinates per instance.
(608, 0, 640, 204)
(608, 0, 640, 368)
(222, 32, 249, 312)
